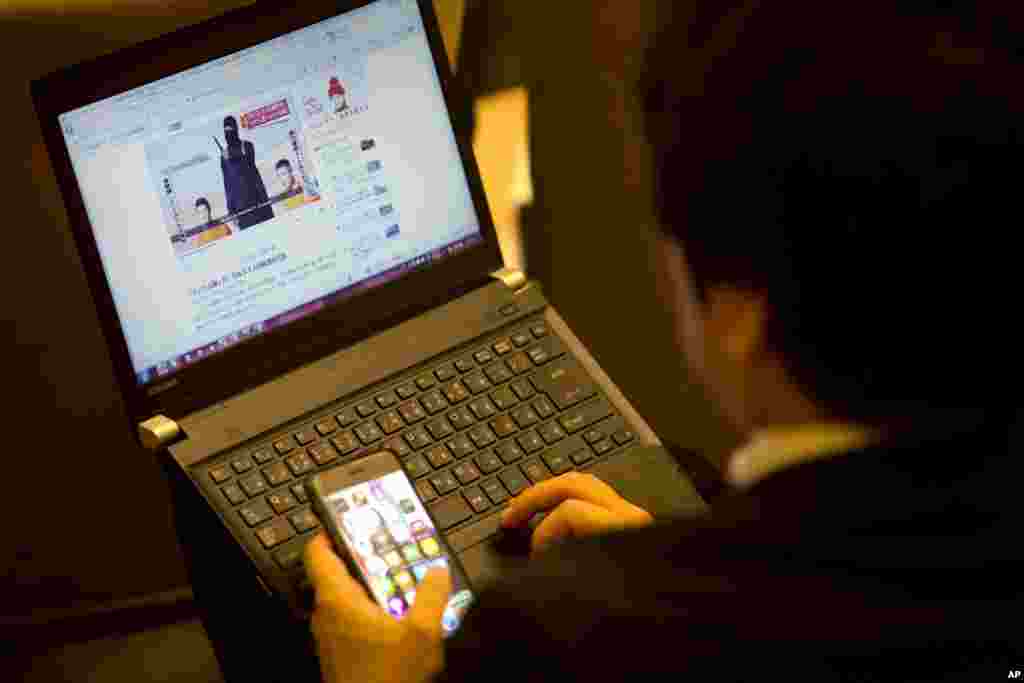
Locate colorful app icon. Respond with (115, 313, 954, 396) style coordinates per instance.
(393, 571, 414, 590)
(404, 590, 416, 606)
(371, 575, 395, 598)
(387, 596, 407, 617)
(420, 538, 441, 557)
(399, 498, 416, 514)
(384, 551, 403, 568)
(352, 492, 369, 507)
(412, 564, 429, 581)
(410, 520, 430, 539)
(401, 543, 422, 563)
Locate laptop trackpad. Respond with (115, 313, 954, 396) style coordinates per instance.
(457, 445, 707, 586)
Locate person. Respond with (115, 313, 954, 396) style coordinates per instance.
(304, 3, 1023, 681)
(194, 197, 213, 227)
(217, 115, 274, 230)
(275, 159, 302, 196)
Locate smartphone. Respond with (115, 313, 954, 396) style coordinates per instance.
(306, 450, 474, 636)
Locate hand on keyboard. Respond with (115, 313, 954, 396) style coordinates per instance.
(304, 534, 450, 683)
(499, 472, 654, 556)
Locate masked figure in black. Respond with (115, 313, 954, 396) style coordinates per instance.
(217, 116, 273, 230)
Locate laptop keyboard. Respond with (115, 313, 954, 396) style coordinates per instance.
(196, 316, 636, 593)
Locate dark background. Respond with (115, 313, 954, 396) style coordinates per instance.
(0, 0, 734, 637)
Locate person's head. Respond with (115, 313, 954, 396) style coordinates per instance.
(223, 116, 240, 145)
(275, 158, 295, 187)
(195, 197, 212, 223)
(643, 3, 1022, 435)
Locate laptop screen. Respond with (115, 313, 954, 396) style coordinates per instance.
(57, 0, 483, 386)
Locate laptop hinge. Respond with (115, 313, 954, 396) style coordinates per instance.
(139, 415, 181, 451)
(491, 267, 527, 292)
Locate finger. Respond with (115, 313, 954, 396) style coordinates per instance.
(303, 534, 375, 608)
(406, 567, 452, 638)
(530, 499, 620, 554)
(502, 472, 625, 528)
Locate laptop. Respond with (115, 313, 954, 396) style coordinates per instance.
(32, 0, 702, 619)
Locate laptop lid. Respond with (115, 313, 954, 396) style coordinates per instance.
(32, 0, 502, 426)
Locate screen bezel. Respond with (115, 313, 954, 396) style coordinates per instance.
(31, 0, 502, 426)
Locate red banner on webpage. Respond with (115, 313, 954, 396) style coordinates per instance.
(242, 99, 290, 129)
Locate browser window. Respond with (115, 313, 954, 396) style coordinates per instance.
(59, 0, 483, 385)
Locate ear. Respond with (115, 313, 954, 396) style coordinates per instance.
(703, 286, 768, 365)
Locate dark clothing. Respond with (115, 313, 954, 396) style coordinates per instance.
(443, 413, 1023, 681)
(221, 139, 273, 230)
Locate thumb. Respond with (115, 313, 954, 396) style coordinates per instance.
(406, 568, 452, 636)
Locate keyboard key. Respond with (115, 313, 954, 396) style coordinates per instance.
(517, 430, 545, 454)
(291, 483, 308, 503)
(274, 543, 306, 569)
(531, 324, 548, 338)
(502, 303, 520, 316)
(539, 421, 567, 444)
(463, 371, 491, 395)
(404, 426, 432, 450)
(421, 390, 448, 414)
(446, 434, 475, 459)
(404, 455, 431, 479)
(230, 456, 253, 474)
(475, 451, 503, 474)
(531, 359, 596, 410)
(511, 406, 539, 428)
(381, 438, 411, 459)
(330, 431, 360, 455)
(509, 379, 535, 400)
(222, 483, 246, 505)
(273, 438, 295, 455)
(429, 495, 473, 530)
(256, 518, 295, 549)
(308, 443, 337, 466)
(453, 462, 481, 485)
(499, 467, 529, 495)
(542, 450, 573, 475)
(490, 414, 518, 438)
(335, 408, 358, 427)
(481, 478, 510, 504)
(355, 422, 384, 444)
(286, 452, 315, 476)
(613, 429, 635, 445)
(252, 448, 275, 465)
(463, 486, 490, 513)
(429, 472, 459, 496)
(559, 399, 613, 434)
(425, 444, 454, 469)
(356, 401, 377, 418)
(468, 397, 497, 420)
(209, 465, 232, 484)
(268, 491, 298, 515)
(511, 332, 531, 347)
(492, 338, 514, 355)
(447, 406, 475, 430)
(396, 384, 418, 400)
(426, 417, 455, 440)
(571, 449, 593, 465)
(491, 386, 518, 411)
(496, 442, 525, 464)
(522, 458, 552, 484)
(506, 352, 532, 375)
(376, 392, 398, 409)
(398, 400, 427, 424)
(240, 499, 273, 527)
(314, 420, 337, 436)
(289, 508, 320, 534)
(468, 425, 496, 448)
(455, 358, 475, 373)
(583, 429, 604, 444)
(264, 462, 292, 486)
(593, 439, 615, 456)
(416, 375, 436, 391)
(474, 349, 495, 364)
(441, 381, 470, 404)
(532, 397, 556, 419)
(376, 411, 404, 435)
(434, 364, 458, 382)
(294, 429, 316, 446)
(240, 473, 269, 497)
(416, 479, 438, 503)
(484, 363, 514, 385)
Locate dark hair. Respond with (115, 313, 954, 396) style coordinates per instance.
(643, 3, 1023, 426)
(223, 116, 237, 129)
(275, 158, 292, 171)
(195, 197, 211, 210)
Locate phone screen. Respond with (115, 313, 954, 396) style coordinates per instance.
(322, 469, 474, 636)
